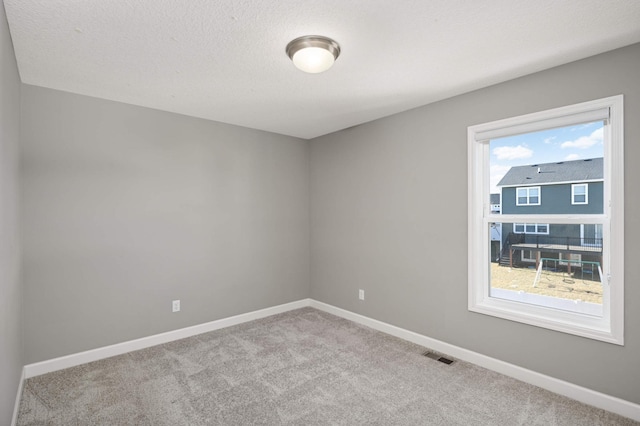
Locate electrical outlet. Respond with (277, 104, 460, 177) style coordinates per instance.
(359, 289, 365, 300)
(172, 300, 180, 312)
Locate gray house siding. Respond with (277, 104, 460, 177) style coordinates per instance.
(502, 223, 581, 239)
(501, 181, 603, 215)
(500, 179, 604, 256)
(502, 223, 580, 246)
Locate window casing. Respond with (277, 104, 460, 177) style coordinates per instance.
(516, 187, 540, 206)
(572, 183, 589, 205)
(468, 95, 624, 345)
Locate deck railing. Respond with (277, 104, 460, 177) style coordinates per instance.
(507, 233, 603, 252)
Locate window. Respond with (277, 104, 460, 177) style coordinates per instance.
(514, 223, 549, 234)
(468, 95, 624, 345)
(516, 187, 540, 206)
(521, 250, 537, 263)
(581, 224, 603, 247)
(572, 183, 588, 205)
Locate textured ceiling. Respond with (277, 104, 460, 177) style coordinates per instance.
(4, 0, 640, 139)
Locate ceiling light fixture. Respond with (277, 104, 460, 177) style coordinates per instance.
(286, 35, 341, 74)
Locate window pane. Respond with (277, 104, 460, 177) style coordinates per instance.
(491, 124, 603, 214)
(489, 222, 603, 316)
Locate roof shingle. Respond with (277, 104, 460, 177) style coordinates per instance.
(497, 157, 603, 187)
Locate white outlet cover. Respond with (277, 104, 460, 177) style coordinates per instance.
(172, 300, 180, 312)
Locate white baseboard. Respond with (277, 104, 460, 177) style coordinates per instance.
(309, 300, 640, 422)
(20, 298, 640, 422)
(23, 299, 311, 379)
(11, 367, 25, 426)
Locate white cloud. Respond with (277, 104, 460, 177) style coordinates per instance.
(564, 153, 581, 161)
(561, 127, 603, 149)
(591, 127, 604, 140)
(544, 136, 556, 144)
(492, 145, 533, 160)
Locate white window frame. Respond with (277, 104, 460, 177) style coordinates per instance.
(516, 186, 541, 206)
(572, 183, 589, 205)
(468, 95, 624, 345)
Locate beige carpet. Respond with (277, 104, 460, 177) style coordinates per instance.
(17, 307, 638, 425)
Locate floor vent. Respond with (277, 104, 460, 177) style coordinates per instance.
(422, 351, 455, 365)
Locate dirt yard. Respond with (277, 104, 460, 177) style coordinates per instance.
(490, 263, 603, 305)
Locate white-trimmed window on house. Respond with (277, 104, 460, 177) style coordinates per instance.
(521, 250, 537, 263)
(514, 223, 549, 234)
(572, 183, 588, 205)
(516, 186, 540, 206)
(468, 95, 624, 345)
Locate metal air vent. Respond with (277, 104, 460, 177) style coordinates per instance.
(422, 351, 455, 365)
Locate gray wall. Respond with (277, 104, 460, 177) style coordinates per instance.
(21, 86, 310, 363)
(310, 43, 640, 404)
(0, 2, 22, 423)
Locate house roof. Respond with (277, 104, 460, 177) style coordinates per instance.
(497, 158, 603, 187)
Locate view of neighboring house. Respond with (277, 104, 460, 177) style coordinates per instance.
(496, 157, 603, 274)
(490, 193, 501, 214)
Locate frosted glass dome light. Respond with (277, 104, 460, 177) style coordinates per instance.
(286, 36, 340, 74)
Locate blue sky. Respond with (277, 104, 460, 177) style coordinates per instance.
(489, 121, 604, 193)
